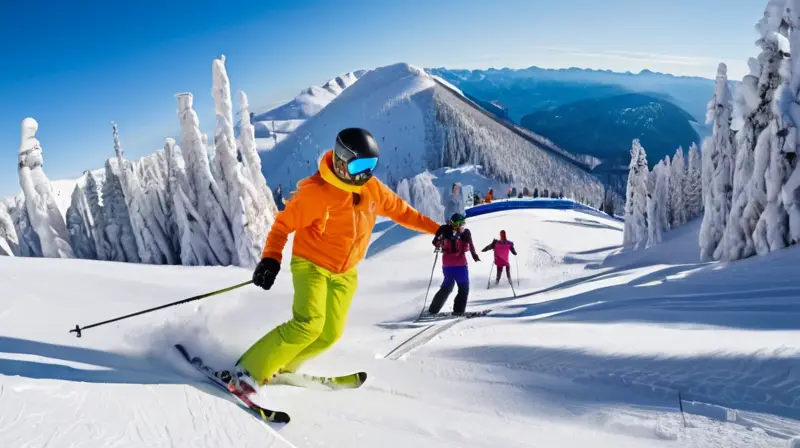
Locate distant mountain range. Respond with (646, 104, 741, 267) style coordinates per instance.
(425, 66, 713, 167)
(520, 93, 700, 169)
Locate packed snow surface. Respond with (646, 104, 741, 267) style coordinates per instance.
(1, 206, 798, 447)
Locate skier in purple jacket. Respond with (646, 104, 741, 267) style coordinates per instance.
(428, 213, 480, 315)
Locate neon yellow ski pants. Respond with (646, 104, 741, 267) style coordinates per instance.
(238, 256, 358, 384)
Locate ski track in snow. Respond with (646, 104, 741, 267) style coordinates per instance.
(1, 207, 799, 447)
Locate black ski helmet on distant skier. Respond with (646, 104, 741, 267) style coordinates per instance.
(332, 128, 380, 186)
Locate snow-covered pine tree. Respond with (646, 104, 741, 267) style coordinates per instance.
(744, 4, 793, 256)
(700, 63, 736, 261)
(781, 0, 800, 243)
(211, 55, 254, 266)
(623, 139, 649, 249)
(722, 57, 762, 261)
(396, 179, 412, 204)
(669, 148, 687, 227)
(17, 118, 74, 258)
(65, 174, 98, 260)
(0, 200, 19, 256)
(10, 194, 41, 257)
(646, 160, 669, 248)
(164, 138, 217, 266)
(406, 171, 445, 223)
(112, 122, 174, 265)
(225, 87, 279, 267)
(83, 171, 112, 261)
(102, 157, 140, 263)
(686, 143, 703, 219)
(176, 92, 235, 266)
(238, 90, 279, 217)
(135, 151, 179, 259)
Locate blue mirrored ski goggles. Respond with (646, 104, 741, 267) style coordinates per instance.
(347, 157, 378, 175)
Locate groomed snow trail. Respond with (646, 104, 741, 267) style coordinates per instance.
(1, 208, 798, 447)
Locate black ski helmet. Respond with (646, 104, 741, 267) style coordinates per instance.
(332, 128, 380, 186)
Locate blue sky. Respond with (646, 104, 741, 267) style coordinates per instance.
(0, 0, 763, 197)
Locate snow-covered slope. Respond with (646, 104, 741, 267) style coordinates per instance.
(1, 206, 797, 447)
(250, 70, 366, 151)
(260, 63, 608, 204)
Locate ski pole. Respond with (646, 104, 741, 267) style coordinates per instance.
(69, 280, 253, 338)
(417, 249, 440, 320)
(515, 255, 520, 287)
(486, 263, 493, 289)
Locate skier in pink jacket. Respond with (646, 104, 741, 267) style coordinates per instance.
(482, 230, 517, 285)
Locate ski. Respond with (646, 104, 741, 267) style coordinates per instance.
(174, 344, 291, 425)
(270, 370, 367, 391)
(417, 308, 492, 322)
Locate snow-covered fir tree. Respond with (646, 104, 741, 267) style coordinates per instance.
(237, 90, 279, 218)
(102, 157, 140, 263)
(65, 174, 98, 260)
(134, 150, 179, 259)
(746, 8, 792, 256)
(700, 63, 735, 261)
(211, 55, 251, 266)
(722, 58, 761, 261)
(396, 179, 412, 204)
(164, 137, 216, 266)
(17, 118, 74, 258)
(646, 160, 669, 248)
(669, 148, 686, 227)
(10, 194, 41, 257)
(0, 200, 19, 256)
(176, 92, 235, 266)
(781, 0, 800, 243)
(83, 171, 112, 261)
(404, 171, 445, 223)
(623, 139, 649, 249)
(686, 143, 703, 219)
(112, 122, 174, 265)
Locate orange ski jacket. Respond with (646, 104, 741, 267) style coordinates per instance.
(261, 150, 440, 274)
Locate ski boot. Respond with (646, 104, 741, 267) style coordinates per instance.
(215, 365, 260, 396)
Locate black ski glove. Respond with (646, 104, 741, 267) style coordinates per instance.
(253, 258, 280, 290)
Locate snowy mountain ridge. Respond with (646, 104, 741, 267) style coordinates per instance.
(249, 70, 367, 151)
(261, 62, 611, 207)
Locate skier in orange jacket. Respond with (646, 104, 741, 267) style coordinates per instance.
(222, 128, 441, 395)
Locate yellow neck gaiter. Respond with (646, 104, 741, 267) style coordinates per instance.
(319, 150, 364, 194)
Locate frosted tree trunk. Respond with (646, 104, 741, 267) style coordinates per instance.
(65, 174, 98, 260)
(0, 200, 19, 256)
(17, 118, 74, 258)
(176, 92, 235, 266)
